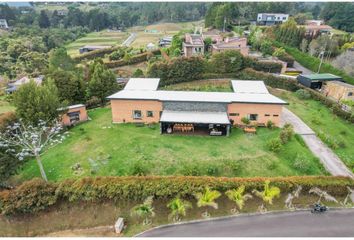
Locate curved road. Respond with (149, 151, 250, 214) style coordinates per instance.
(137, 209, 354, 237)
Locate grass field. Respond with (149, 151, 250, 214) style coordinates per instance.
(0, 96, 15, 114)
(14, 105, 326, 183)
(270, 88, 354, 172)
(65, 30, 128, 57)
(0, 191, 346, 236)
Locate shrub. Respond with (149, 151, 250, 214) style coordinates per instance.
(241, 117, 250, 125)
(73, 46, 120, 61)
(266, 120, 275, 129)
(0, 112, 17, 132)
(1, 176, 353, 215)
(85, 96, 101, 109)
(295, 89, 311, 100)
(279, 124, 294, 144)
(105, 50, 160, 68)
(209, 50, 244, 74)
(293, 154, 311, 171)
(266, 138, 282, 152)
(132, 68, 144, 77)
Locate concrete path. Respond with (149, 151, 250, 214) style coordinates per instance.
(122, 32, 137, 47)
(293, 61, 313, 75)
(137, 209, 354, 237)
(281, 108, 354, 178)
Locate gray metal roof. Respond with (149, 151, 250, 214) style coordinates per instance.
(160, 110, 230, 124)
(232, 80, 269, 94)
(108, 78, 287, 105)
(124, 78, 160, 91)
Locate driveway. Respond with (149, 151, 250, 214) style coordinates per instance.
(293, 61, 313, 75)
(281, 108, 354, 178)
(122, 32, 137, 47)
(137, 209, 354, 237)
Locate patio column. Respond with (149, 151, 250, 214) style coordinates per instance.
(160, 122, 162, 134)
(226, 124, 230, 137)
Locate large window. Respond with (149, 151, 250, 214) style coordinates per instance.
(249, 114, 258, 121)
(133, 110, 142, 119)
(348, 92, 353, 96)
(229, 113, 239, 116)
(68, 111, 80, 123)
(147, 111, 154, 117)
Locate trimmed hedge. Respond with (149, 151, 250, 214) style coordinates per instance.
(1, 176, 353, 215)
(244, 57, 283, 73)
(72, 46, 121, 61)
(105, 49, 160, 68)
(277, 53, 295, 68)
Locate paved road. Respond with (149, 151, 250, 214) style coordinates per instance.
(122, 32, 137, 47)
(281, 108, 354, 178)
(293, 61, 313, 75)
(137, 209, 354, 237)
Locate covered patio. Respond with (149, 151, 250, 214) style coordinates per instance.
(160, 110, 231, 136)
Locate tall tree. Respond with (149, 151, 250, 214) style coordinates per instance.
(38, 10, 50, 28)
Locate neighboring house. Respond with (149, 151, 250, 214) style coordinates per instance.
(202, 28, 223, 43)
(211, 37, 249, 56)
(159, 36, 172, 47)
(0, 19, 9, 29)
(183, 33, 204, 57)
(322, 81, 354, 102)
(79, 45, 112, 54)
(60, 104, 88, 126)
(6, 75, 44, 94)
(257, 13, 289, 25)
(297, 73, 342, 89)
(304, 24, 333, 38)
(57, 10, 68, 16)
(107, 78, 287, 136)
(305, 20, 324, 26)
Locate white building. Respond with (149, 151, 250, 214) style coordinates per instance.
(257, 13, 289, 25)
(0, 19, 9, 29)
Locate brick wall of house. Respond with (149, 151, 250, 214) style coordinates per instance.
(61, 106, 88, 126)
(227, 103, 283, 126)
(110, 99, 162, 123)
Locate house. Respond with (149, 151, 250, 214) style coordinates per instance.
(257, 13, 289, 25)
(79, 45, 112, 54)
(202, 29, 223, 43)
(305, 20, 324, 26)
(60, 104, 88, 126)
(183, 33, 204, 57)
(297, 74, 343, 89)
(211, 37, 249, 56)
(6, 75, 44, 94)
(0, 19, 9, 29)
(159, 36, 172, 47)
(107, 78, 287, 136)
(304, 24, 332, 38)
(322, 81, 354, 102)
(57, 10, 68, 16)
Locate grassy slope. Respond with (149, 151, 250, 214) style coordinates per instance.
(15, 107, 325, 182)
(0, 96, 15, 114)
(270, 88, 354, 172)
(275, 42, 354, 85)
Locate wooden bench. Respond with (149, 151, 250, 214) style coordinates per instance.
(244, 127, 256, 134)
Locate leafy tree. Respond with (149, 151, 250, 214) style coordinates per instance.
(87, 61, 118, 104)
(272, 47, 286, 57)
(0, 147, 21, 183)
(49, 47, 75, 71)
(38, 10, 50, 28)
(209, 50, 244, 73)
(226, 186, 253, 213)
(204, 37, 212, 52)
(252, 180, 281, 211)
(132, 68, 144, 77)
(194, 187, 221, 217)
(0, 120, 65, 182)
(130, 196, 155, 225)
(167, 197, 192, 222)
(260, 41, 273, 56)
(13, 79, 61, 125)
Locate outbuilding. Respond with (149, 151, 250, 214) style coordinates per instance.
(60, 104, 88, 126)
(297, 74, 343, 89)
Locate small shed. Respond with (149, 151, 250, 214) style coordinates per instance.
(60, 104, 88, 126)
(322, 81, 354, 101)
(297, 74, 343, 89)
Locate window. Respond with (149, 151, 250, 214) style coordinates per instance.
(249, 114, 258, 121)
(229, 113, 239, 116)
(133, 110, 142, 119)
(283, 17, 286, 20)
(265, 114, 270, 117)
(348, 92, 353, 96)
(273, 114, 279, 117)
(147, 111, 154, 117)
(68, 111, 80, 123)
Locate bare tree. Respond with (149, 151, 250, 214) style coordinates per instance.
(0, 120, 65, 182)
(309, 187, 338, 204)
(285, 185, 302, 209)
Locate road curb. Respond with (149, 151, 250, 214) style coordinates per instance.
(134, 207, 354, 237)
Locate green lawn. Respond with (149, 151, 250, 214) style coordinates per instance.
(270, 88, 354, 172)
(0, 96, 15, 114)
(15, 107, 326, 182)
(65, 30, 128, 57)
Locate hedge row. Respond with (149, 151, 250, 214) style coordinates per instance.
(1, 176, 353, 215)
(72, 46, 121, 61)
(104, 49, 160, 68)
(274, 42, 354, 85)
(243, 56, 283, 74)
(277, 52, 295, 68)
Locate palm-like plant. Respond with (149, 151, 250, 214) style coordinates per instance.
(194, 187, 221, 217)
(226, 185, 253, 213)
(342, 187, 354, 206)
(167, 197, 192, 222)
(130, 196, 155, 225)
(309, 187, 338, 204)
(252, 180, 281, 212)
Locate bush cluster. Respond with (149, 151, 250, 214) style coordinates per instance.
(1, 176, 352, 215)
(0, 112, 17, 132)
(105, 50, 160, 68)
(279, 123, 294, 144)
(72, 46, 120, 61)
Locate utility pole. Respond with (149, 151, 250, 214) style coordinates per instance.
(223, 16, 226, 32)
(317, 51, 324, 73)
